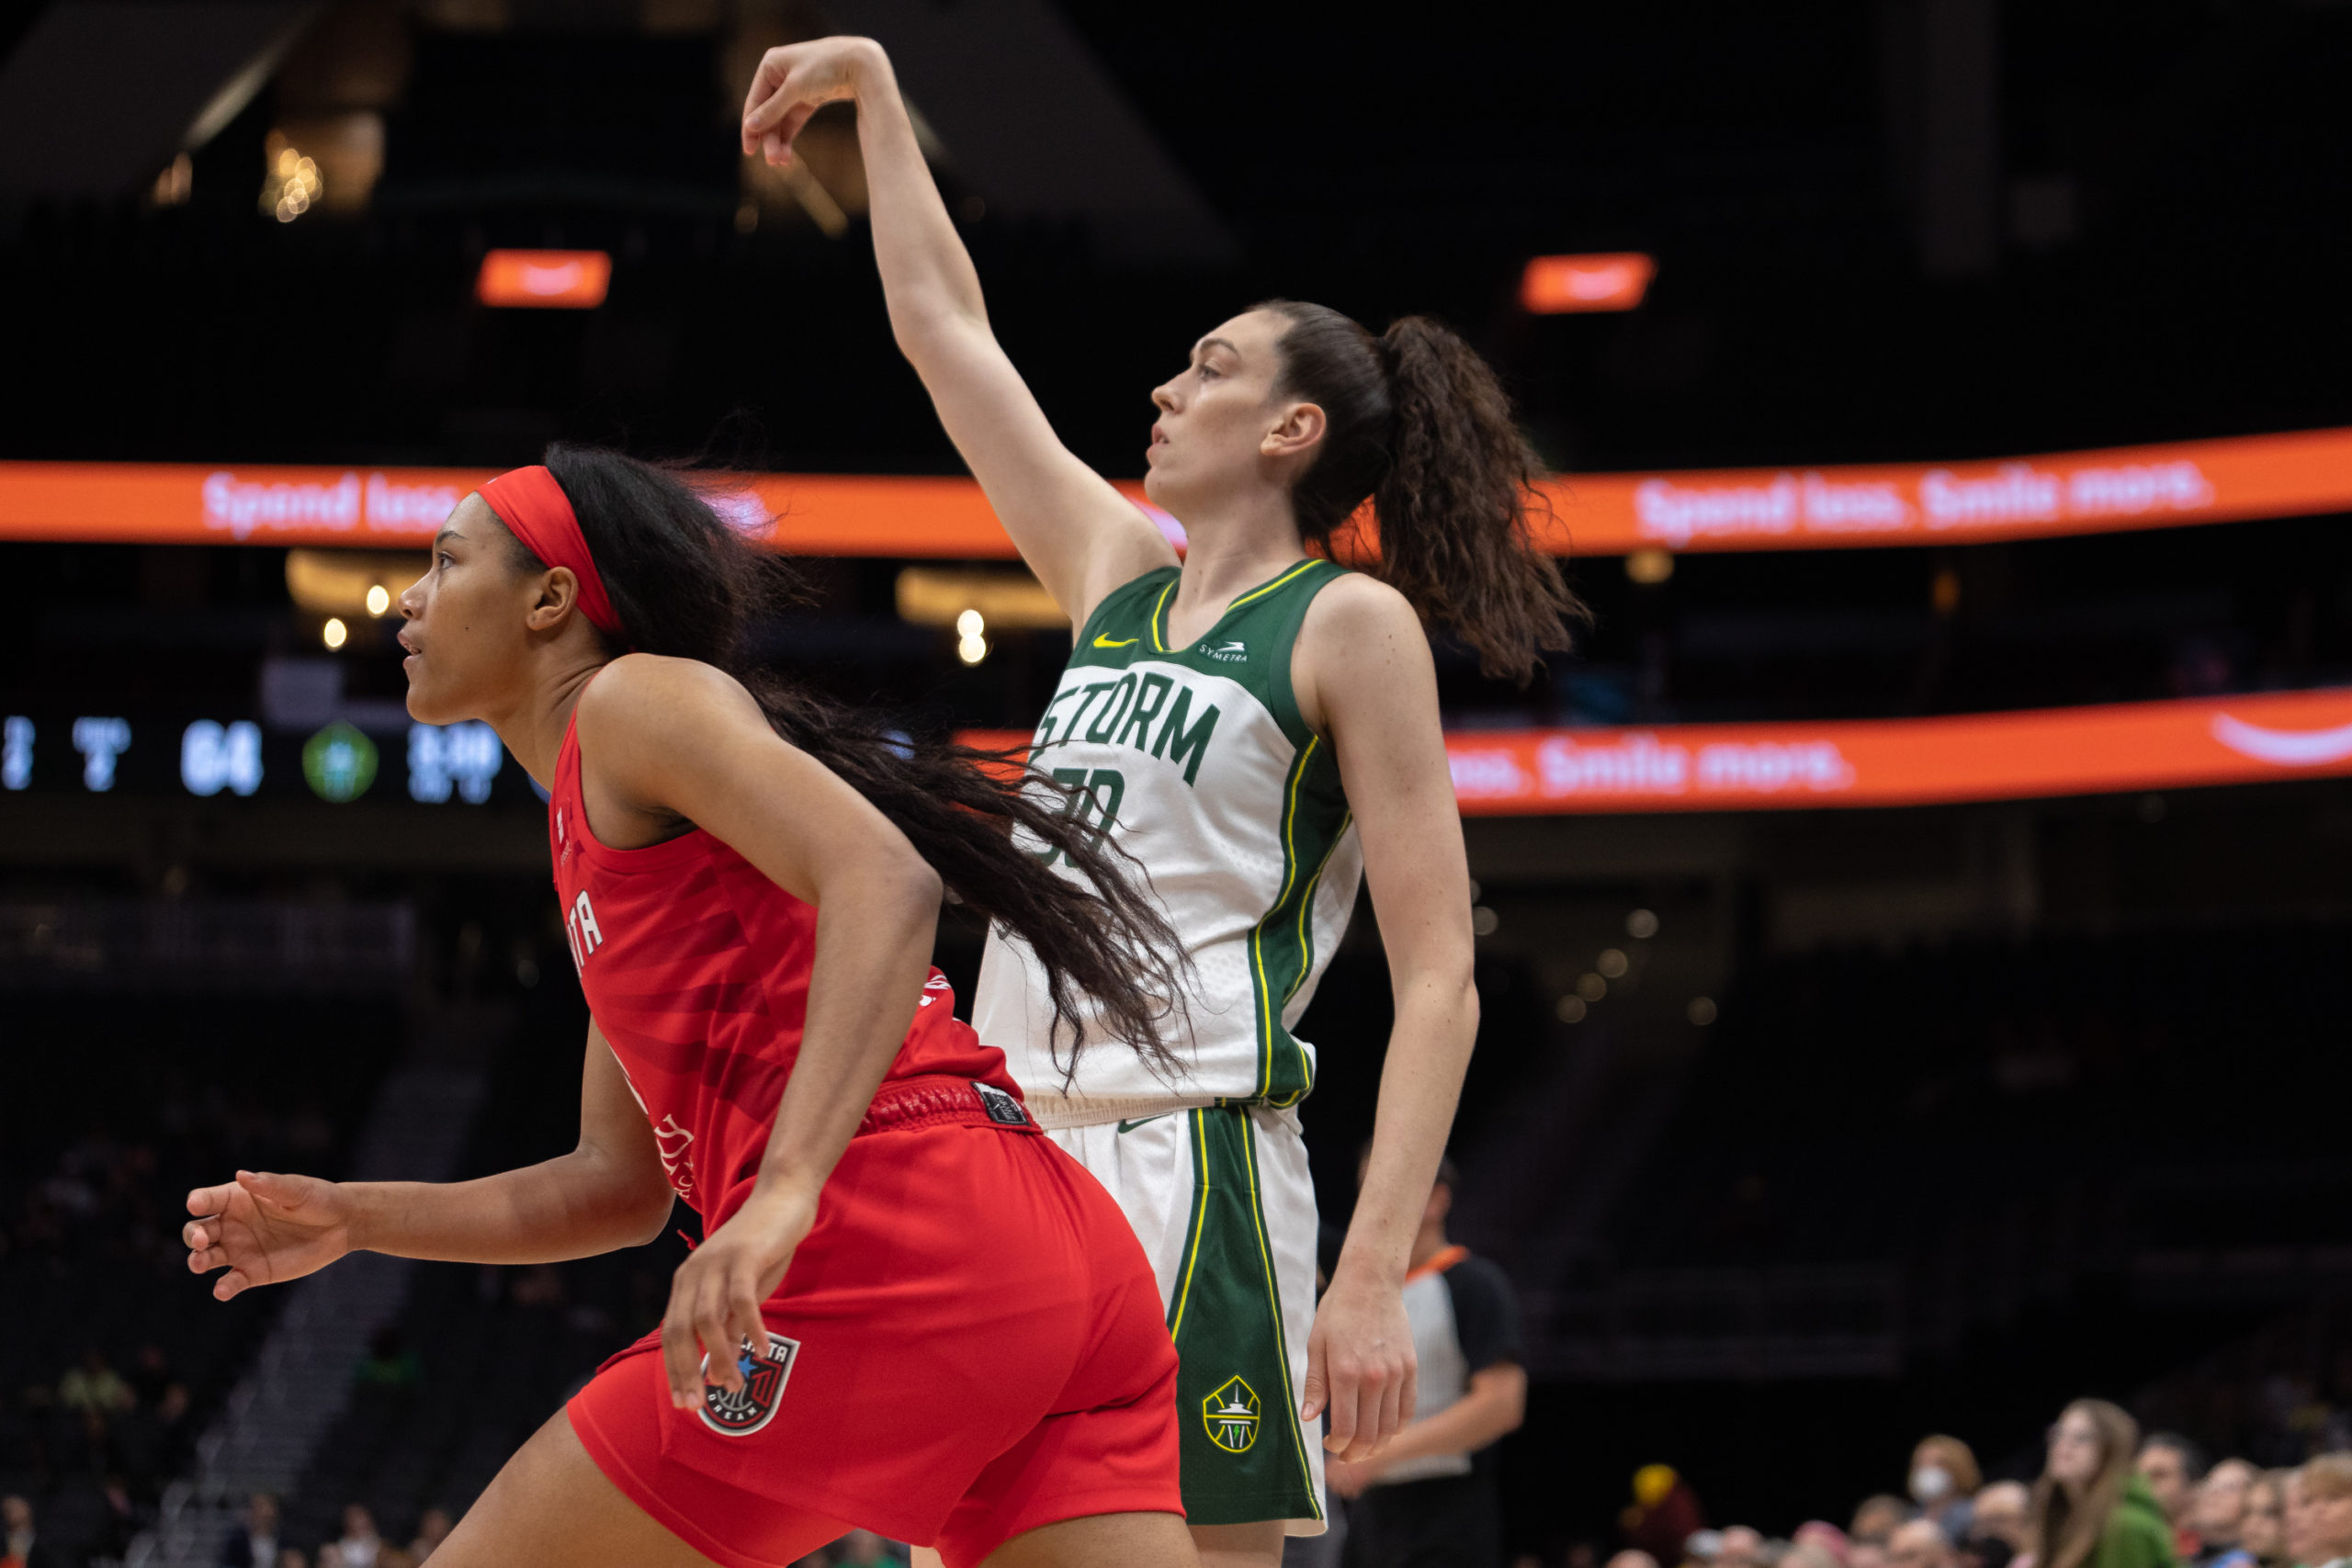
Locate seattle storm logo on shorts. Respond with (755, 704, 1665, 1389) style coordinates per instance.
(1202, 1375, 1260, 1453)
(699, 1332, 801, 1437)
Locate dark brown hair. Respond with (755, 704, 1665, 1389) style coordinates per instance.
(531, 444, 1187, 1079)
(1253, 299, 1588, 682)
(2030, 1398, 2141, 1568)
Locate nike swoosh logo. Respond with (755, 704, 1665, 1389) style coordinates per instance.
(1093, 634, 1138, 649)
(2211, 713, 2352, 766)
(1115, 1113, 1172, 1134)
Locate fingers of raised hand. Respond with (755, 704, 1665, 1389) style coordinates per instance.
(186, 1182, 236, 1218)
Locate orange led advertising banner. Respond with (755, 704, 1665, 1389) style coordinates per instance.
(0, 425, 2346, 556)
(1537, 425, 2352, 555)
(1439, 686, 2352, 814)
(1521, 253, 1657, 313)
(962, 688, 2352, 814)
(476, 249, 613, 309)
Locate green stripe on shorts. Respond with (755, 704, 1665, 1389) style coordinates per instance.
(1165, 1107, 1322, 1527)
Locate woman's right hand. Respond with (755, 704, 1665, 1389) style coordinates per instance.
(185, 1170, 356, 1301)
(740, 36, 888, 168)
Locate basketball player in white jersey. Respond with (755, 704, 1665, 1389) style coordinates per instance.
(743, 39, 1585, 1568)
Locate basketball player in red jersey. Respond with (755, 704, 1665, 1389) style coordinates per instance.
(181, 450, 1204, 1568)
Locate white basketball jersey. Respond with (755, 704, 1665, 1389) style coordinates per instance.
(974, 560, 1363, 1119)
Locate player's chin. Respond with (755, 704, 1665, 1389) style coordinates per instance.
(402, 679, 465, 727)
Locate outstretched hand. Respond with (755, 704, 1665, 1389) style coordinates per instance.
(184, 1170, 356, 1302)
(739, 36, 888, 168)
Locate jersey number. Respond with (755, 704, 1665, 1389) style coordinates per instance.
(1036, 767, 1125, 866)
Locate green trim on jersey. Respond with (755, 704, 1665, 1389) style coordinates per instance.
(1066, 558, 1346, 754)
(1246, 735, 1350, 1106)
(1166, 1106, 1323, 1527)
(1063, 559, 1355, 1105)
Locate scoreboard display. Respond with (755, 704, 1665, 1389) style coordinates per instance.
(0, 709, 539, 807)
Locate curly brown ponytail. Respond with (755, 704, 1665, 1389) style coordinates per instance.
(536, 444, 1189, 1083)
(1256, 299, 1587, 681)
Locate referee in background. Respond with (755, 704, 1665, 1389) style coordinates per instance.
(1322, 1153, 1527, 1568)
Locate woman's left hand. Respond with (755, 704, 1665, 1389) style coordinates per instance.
(659, 1186, 818, 1410)
(1301, 1264, 1418, 1463)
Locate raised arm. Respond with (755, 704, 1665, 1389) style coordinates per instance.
(1293, 577, 1481, 1462)
(741, 38, 1174, 625)
(183, 1021, 675, 1299)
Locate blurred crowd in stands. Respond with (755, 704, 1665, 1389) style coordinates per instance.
(1586, 1414, 2352, 1568)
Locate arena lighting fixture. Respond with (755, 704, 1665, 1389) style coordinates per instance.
(896, 567, 1067, 629)
(476, 249, 613, 310)
(285, 550, 429, 619)
(322, 616, 348, 649)
(1520, 252, 1657, 314)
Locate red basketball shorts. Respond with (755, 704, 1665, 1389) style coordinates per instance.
(567, 1082, 1182, 1568)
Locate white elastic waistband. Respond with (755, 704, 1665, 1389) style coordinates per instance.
(1023, 1093, 1220, 1131)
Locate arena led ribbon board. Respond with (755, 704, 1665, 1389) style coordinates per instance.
(2, 425, 2347, 558)
(961, 686, 2352, 816)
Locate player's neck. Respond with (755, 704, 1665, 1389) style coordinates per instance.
(492, 648, 610, 790)
(1168, 495, 1308, 620)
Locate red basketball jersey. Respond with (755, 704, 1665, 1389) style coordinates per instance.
(548, 710, 1021, 1227)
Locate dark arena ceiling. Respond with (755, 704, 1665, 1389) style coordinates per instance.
(0, 0, 2347, 477)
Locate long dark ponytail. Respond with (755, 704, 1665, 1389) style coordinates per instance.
(1254, 299, 1588, 681)
(535, 444, 1187, 1080)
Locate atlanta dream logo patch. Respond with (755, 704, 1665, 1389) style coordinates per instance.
(699, 1332, 801, 1437)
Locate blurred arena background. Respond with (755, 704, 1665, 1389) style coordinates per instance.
(3, 2, 2351, 1565)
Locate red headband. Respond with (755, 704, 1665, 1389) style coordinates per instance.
(478, 465, 626, 639)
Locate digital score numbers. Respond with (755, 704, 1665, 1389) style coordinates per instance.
(0, 714, 521, 806)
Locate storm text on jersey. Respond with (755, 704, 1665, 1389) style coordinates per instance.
(1032, 671, 1221, 785)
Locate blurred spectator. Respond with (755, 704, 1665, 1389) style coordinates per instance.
(1859, 1498, 1920, 1545)
(276, 1553, 309, 1568)
(1893, 1517, 1960, 1568)
(127, 1343, 173, 1407)
(2286, 1454, 2352, 1568)
(2139, 1436, 2208, 1562)
(1331, 1156, 1525, 1568)
(1, 1494, 62, 1568)
(409, 1506, 453, 1562)
(1796, 1522, 1854, 1566)
(831, 1530, 899, 1566)
(2030, 1399, 2176, 1568)
(327, 1503, 382, 1568)
(1719, 1527, 1767, 1568)
(1973, 1483, 2034, 1556)
(2228, 1472, 2288, 1568)
(1788, 1549, 1846, 1568)
(92, 1473, 143, 1562)
(58, 1348, 134, 1415)
(1623, 1467, 1706, 1562)
(220, 1493, 281, 1568)
(1915, 1438, 1985, 1543)
(120, 1381, 196, 1490)
(2192, 1461, 2257, 1568)
(1607, 1551, 1662, 1568)
(1853, 1540, 1894, 1568)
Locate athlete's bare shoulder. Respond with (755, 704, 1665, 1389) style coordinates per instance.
(1294, 571, 1432, 734)
(575, 653, 764, 748)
